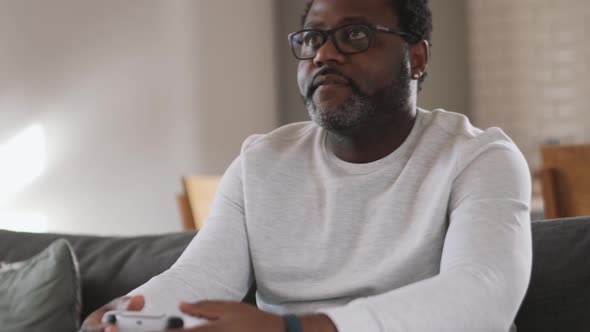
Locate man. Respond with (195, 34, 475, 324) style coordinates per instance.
(83, 0, 532, 331)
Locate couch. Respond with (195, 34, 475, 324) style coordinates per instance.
(1, 216, 589, 331)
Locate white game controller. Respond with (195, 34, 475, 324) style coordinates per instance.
(102, 310, 208, 331)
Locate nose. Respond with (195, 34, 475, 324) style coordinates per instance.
(313, 36, 346, 67)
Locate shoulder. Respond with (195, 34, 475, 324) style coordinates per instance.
(418, 108, 528, 175)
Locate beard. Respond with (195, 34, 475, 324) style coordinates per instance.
(304, 49, 412, 133)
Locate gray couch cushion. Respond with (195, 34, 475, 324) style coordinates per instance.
(0, 239, 81, 332)
(0, 230, 196, 320)
(515, 216, 590, 332)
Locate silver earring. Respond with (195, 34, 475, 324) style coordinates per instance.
(413, 73, 421, 80)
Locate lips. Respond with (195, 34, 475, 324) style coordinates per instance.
(313, 74, 350, 88)
(309, 74, 351, 98)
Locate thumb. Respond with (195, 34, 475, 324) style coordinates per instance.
(126, 295, 145, 311)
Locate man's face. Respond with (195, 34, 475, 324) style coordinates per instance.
(297, 0, 413, 133)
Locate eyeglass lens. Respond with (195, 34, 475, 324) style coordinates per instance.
(292, 25, 372, 59)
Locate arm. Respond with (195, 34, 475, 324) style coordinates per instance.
(130, 155, 254, 314)
(318, 144, 532, 332)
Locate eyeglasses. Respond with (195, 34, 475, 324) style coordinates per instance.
(288, 23, 409, 60)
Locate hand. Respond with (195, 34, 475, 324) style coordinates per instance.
(174, 301, 284, 332)
(79, 295, 145, 332)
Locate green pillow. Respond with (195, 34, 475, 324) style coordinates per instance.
(0, 238, 81, 332)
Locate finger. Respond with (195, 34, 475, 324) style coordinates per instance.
(164, 320, 218, 332)
(179, 302, 218, 320)
(104, 324, 119, 332)
(178, 301, 230, 320)
(80, 306, 116, 331)
(126, 295, 145, 311)
(79, 321, 116, 332)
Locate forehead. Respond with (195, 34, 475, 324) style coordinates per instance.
(304, 0, 398, 28)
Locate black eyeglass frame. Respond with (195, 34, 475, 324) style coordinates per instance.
(288, 23, 410, 60)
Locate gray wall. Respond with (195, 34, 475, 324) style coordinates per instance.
(420, 0, 471, 116)
(275, 0, 308, 124)
(276, 0, 471, 124)
(467, 0, 590, 170)
(0, 0, 278, 235)
(0, 0, 471, 235)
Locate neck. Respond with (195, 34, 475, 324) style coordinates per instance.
(326, 107, 417, 164)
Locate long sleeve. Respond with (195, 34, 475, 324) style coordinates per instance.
(129, 154, 253, 315)
(319, 142, 532, 332)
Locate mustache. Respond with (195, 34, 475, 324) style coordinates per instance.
(305, 68, 359, 99)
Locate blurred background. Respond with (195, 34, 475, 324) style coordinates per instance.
(0, 0, 588, 235)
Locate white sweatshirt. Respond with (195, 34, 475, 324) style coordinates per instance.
(132, 108, 532, 332)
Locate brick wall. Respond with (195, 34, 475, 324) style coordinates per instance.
(467, 0, 590, 170)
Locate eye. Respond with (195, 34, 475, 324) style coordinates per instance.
(346, 26, 369, 41)
(302, 31, 324, 49)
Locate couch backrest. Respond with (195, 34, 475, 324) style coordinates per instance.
(0, 230, 196, 320)
(515, 216, 590, 332)
(2, 216, 590, 328)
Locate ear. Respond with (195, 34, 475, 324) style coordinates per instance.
(409, 40, 430, 80)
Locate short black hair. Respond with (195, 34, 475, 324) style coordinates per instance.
(300, 0, 433, 91)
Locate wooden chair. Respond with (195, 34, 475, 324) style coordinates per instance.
(540, 144, 590, 219)
(177, 191, 196, 231)
(177, 176, 221, 230)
